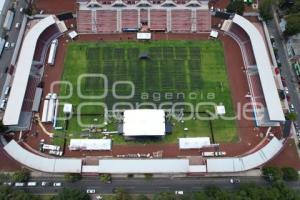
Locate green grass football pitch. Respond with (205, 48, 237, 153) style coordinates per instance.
(55, 40, 237, 144)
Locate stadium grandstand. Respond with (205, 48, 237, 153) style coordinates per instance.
(76, 0, 211, 33)
(222, 14, 285, 127)
(3, 132, 284, 173)
(2, 15, 67, 130)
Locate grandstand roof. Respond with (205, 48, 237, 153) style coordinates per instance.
(3, 16, 56, 125)
(98, 159, 190, 173)
(232, 14, 285, 122)
(206, 137, 283, 172)
(123, 109, 165, 136)
(4, 140, 82, 173)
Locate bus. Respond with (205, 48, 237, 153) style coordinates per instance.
(47, 39, 58, 65)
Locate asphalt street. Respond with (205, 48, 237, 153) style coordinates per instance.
(267, 10, 300, 128)
(0, 0, 28, 96)
(12, 176, 269, 195)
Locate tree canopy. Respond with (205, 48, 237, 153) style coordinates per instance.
(64, 173, 82, 183)
(11, 169, 30, 182)
(259, 0, 274, 21)
(285, 13, 300, 36)
(0, 185, 41, 200)
(282, 167, 299, 181)
(286, 112, 298, 121)
(52, 188, 90, 200)
(226, 0, 245, 15)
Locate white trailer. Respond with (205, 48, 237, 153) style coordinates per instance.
(42, 144, 60, 151)
(47, 98, 55, 122)
(41, 100, 49, 122)
(47, 39, 58, 65)
(3, 10, 14, 31)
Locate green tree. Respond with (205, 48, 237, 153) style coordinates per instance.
(285, 13, 300, 36)
(287, 0, 300, 14)
(272, 181, 300, 200)
(135, 194, 150, 200)
(226, 0, 245, 15)
(0, 185, 41, 200)
(0, 121, 8, 133)
(12, 169, 30, 182)
(64, 173, 82, 183)
(144, 173, 153, 180)
(99, 174, 111, 183)
(282, 167, 299, 181)
(114, 187, 132, 200)
(53, 188, 90, 200)
(0, 171, 11, 184)
(153, 192, 176, 200)
(259, 0, 274, 21)
(262, 166, 283, 181)
(286, 112, 298, 121)
(204, 186, 232, 200)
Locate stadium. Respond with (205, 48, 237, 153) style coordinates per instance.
(0, 0, 294, 174)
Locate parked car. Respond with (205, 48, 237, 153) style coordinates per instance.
(230, 178, 240, 184)
(3, 182, 12, 186)
(86, 189, 96, 194)
(0, 99, 6, 110)
(4, 42, 10, 48)
(27, 182, 37, 187)
(96, 195, 103, 200)
(53, 182, 62, 187)
(41, 181, 49, 186)
(290, 104, 295, 112)
(14, 182, 25, 187)
(284, 87, 289, 94)
(175, 191, 184, 195)
(15, 22, 20, 29)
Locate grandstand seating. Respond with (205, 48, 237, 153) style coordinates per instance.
(77, 10, 93, 33)
(34, 25, 60, 62)
(196, 10, 211, 32)
(21, 76, 40, 112)
(150, 10, 167, 30)
(77, 1, 210, 33)
(243, 41, 256, 66)
(171, 10, 192, 32)
(122, 10, 139, 29)
(249, 74, 264, 98)
(140, 9, 148, 24)
(96, 10, 117, 33)
(229, 24, 250, 42)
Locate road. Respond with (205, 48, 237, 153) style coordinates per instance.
(10, 176, 300, 195)
(266, 9, 300, 130)
(0, 0, 28, 97)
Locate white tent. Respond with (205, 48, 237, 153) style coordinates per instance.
(69, 139, 112, 150)
(179, 137, 211, 149)
(68, 30, 78, 39)
(210, 30, 219, 38)
(123, 109, 165, 136)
